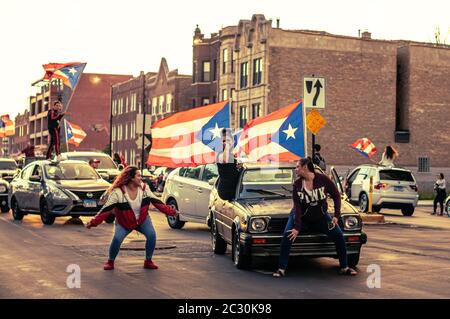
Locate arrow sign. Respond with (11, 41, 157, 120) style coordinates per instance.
(303, 77, 326, 109)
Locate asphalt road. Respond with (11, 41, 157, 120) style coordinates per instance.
(0, 206, 449, 299)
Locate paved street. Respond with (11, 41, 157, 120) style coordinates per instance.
(0, 206, 449, 299)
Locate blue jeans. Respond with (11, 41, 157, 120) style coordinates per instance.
(109, 217, 156, 261)
(278, 209, 348, 270)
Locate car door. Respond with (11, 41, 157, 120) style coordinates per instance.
(351, 168, 369, 200)
(12, 164, 33, 209)
(195, 164, 218, 220)
(19, 164, 36, 211)
(345, 168, 360, 200)
(28, 164, 44, 212)
(179, 166, 203, 218)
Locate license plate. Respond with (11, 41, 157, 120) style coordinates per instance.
(394, 186, 403, 192)
(83, 200, 97, 208)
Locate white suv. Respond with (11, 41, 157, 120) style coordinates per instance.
(344, 165, 419, 216)
(161, 164, 218, 229)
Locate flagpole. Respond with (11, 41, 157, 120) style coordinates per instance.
(62, 63, 87, 114)
(64, 119, 69, 152)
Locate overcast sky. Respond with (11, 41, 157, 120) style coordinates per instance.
(1, 0, 449, 118)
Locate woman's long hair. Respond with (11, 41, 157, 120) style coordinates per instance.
(299, 157, 315, 173)
(108, 165, 139, 194)
(385, 145, 399, 160)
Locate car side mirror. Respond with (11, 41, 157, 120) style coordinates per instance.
(30, 175, 42, 183)
(208, 178, 218, 186)
(100, 173, 109, 180)
(118, 164, 124, 171)
(339, 176, 344, 182)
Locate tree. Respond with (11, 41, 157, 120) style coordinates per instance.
(434, 26, 449, 45)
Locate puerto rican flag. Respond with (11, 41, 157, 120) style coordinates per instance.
(65, 120, 87, 147)
(235, 100, 306, 162)
(147, 101, 230, 168)
(350, 138, 377, 158)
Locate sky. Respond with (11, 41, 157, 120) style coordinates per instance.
(1, 0, 449, 118)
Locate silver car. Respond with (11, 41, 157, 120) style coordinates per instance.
(344, 164, 419, 216)
(62, 152, 121, 183)
(9, 160, 110, 225)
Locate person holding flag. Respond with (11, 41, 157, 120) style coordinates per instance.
(46, 101, 67, 160)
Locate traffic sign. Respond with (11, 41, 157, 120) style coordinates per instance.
(303, 77, 325, 109)
(306, 110, 326, 135)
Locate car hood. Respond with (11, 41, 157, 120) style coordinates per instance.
(50, 179, 110, 191)
(237, 196, 358, 217)
(96, 169, 120, 176)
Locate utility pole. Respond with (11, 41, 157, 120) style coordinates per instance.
(140, 72, 147, 173)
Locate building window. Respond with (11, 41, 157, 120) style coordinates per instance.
(240, 62, 248, 88)
(125, 96, 129, 113)
(213, 96, 216, 103)
(231, 51, 234, 73)
(112, 99, 117, 116)
(192, 62, 196, 83)
(201, 97, 210, 106)
(166, 94, 172, 113)
(125, 123, 128, 140)
(251, 103, 261, 119)
(418, 157, 430, 173)
(202, 61, 211, 82)
(158, 95, 164, 114)
(192, 99, 196, 107)
(222, 89, 228, 101)
(253, 58, 262, 86)
(152, 97, 157, 115)
(239, 106, 248, 128)
(213, 59, 217, 81)
(222, 48, 229, 74)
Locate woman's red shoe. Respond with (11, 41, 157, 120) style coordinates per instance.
(104, 260, 114, 270)
(144, 259, 158, 269)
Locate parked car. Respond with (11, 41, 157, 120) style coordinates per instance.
(0, 179, 9, 213)
(161, 164, 218, 229)
(208, 163, 367, 269)
(151, 166, 176, 192)
(62, 152, 120, 183)
(0, 158, 20, 183)
(445, 195, 450, 217)
(343, 164, 419, 216)
(8, 160, 111, 225)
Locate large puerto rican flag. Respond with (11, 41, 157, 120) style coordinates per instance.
(147, 101, 230, 168)
(236, 100, 306, 162)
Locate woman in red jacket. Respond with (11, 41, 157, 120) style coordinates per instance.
(86, 166, 177, 270)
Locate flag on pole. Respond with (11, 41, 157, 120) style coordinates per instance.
(350, 138, 377, 158)
(147, 101, 230, 168)
(235, 100, 306, 162)
(65, 120, 87, 147)
(42, 62, 80, 81)
(0, 115, 14, 137)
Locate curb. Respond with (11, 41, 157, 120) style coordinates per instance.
(360, 213, 385, 224)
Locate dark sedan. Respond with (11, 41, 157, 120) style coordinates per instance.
(208, 162, 367, 269)
(8, 160, 111, 225)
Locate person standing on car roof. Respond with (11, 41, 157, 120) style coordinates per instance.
(86, 166, 178, 270)
(273, 157, 357, 277)
(46, 101, 67, 160)
(432, 173, 447, 216)
(216, 128, 242, 201)
(379, 145, 398, 167)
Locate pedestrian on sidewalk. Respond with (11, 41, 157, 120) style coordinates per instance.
(46, 101, 66, 160)
(432, 173, 446, 216)
(379, 145, 398, 167)
(273, 157, 357, 278)
(86, 166, 178, 270)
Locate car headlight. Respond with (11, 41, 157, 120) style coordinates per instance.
(0, 185, 7, 193)
(250, 217, 269, 233)
(344, 216, 360, 230)
(98, 191, 108, 206)
(48, 185, 70, 200)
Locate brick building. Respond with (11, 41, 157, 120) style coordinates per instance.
(9, 110, 30, 158)
(111, 58, 191, 166)
(28, 73, 132, 156)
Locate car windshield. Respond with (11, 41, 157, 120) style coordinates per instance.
(239, 168, 294, 199)
(0, 161, 17, 170)
(379, 170, 414, 182)
(44, 163, 99, 180)
(66, 155, 117, 170)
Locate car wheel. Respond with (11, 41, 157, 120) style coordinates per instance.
(1, 204, 9, 213)
(401, 205, 415, 216)
(347, 253, 360, 268)
(359, 193, 369, 213)
(232, 230, 251, 269)
(11, 198, 24, 221)
(211, 214, 227, 254)
(446, 200, 450, 217)
(166, 199, 185, 229)
(40, 200, 56, 225)
(105, 215, 115, 224)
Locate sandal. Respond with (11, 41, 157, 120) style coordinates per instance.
(272, 269, 286, 277)
(340, 267, 357, 276)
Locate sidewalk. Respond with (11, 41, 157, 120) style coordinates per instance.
(417, 200, 433, 207)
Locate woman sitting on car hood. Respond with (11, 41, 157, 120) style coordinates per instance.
(86, 166, 177, 271)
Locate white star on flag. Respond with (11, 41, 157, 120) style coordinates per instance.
(68, 67, 77, 75)
(282, 124, 298, 140)
(209, 123, 222, 140)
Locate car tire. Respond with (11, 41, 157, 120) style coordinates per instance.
(166, 199, 185, 229)
(105, 215, 115, 224)
(1, 205, 9, 213)
(232, 230, 251, 270)
(40, 200, 56, 225)
(359, 193, 369, 213)
(11, 198, 24, 221)
(401, 205, 415, 216)
(347, 253, 360, 268)
(211, 214, 227, 254)
(446, 200, 450, 217)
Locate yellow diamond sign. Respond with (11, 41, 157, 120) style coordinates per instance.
(306, 110, 326, 135)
